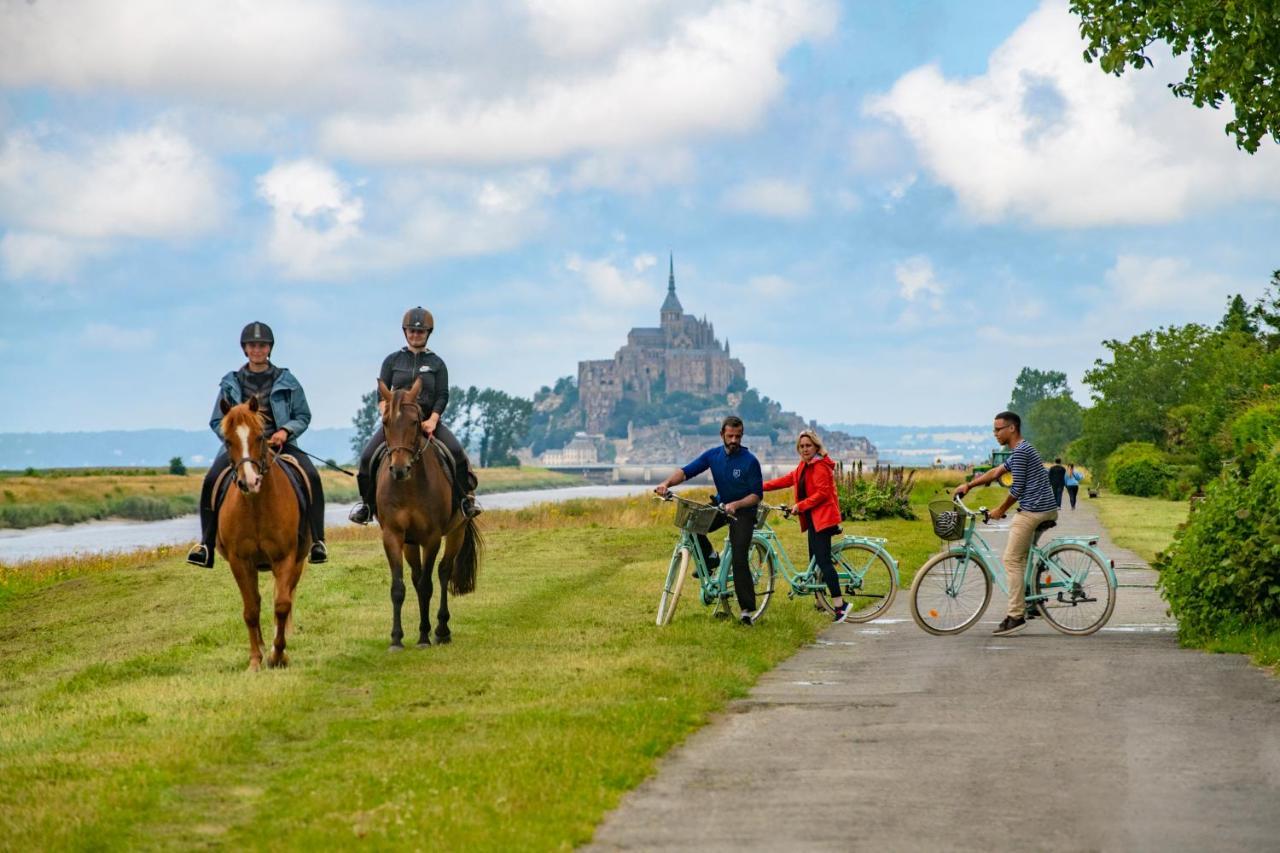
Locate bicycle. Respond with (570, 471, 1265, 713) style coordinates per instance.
(751, 502, 899, 622)
(655, 493, 899, 625)
(909, 494, 1117, 636)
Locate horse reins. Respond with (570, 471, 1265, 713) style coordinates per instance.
(385, 400, 428, 467)
(230, 432, 276, 489)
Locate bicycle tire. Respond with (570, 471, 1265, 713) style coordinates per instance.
(1034, 543, 1116, 636)
(815, 542, 898, 622)
(656, 547, 691, 626)
(715, 539, 777, 621)
(909, 550, 992, 635)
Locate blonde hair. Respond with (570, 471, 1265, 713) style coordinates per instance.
(795, 429, 826, 456)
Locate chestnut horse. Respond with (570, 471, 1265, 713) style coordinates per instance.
(217, 397, 309, 670)
(376, 378, 482, 650)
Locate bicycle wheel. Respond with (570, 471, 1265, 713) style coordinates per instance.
(656, 547, 691, 626)
(716, 540, 777, 621)
(815, 542, 898, 622)
(909, 550, 992, 635)
(1033, 543, 1116, 635)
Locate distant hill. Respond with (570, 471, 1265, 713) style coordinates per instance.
(0, 428, 357, 470)
(825, 424, 998, 466)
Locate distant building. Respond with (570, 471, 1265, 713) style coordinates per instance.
(539, 432, 603, 466)
(578, 256, 746, 432)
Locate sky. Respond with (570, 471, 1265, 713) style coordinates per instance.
(2, 0, 1278, 435)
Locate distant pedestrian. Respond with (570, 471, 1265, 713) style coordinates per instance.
(1048, 457, 1067, 508)
(1064, 463, 1083, 510)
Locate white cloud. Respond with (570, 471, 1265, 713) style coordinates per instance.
(0, 125, 226, 240)
(255, 160, 554, 279)
(866, 1, 1280, 227)
(722, 178, 813, 219)
(320, 0, 837, 164)
(85, 322, 157, 352)
(569, 149, 696, 193)
(524, 0, 690, 59)
(565, 254, 658, 308)
(895, 256, 942, 305)
(1102, 254, 1240, 317)
(633, 253, 657, 273)
(0, 232, 98, 281)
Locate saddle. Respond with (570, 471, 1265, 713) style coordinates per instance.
(211, 453, 312, 545)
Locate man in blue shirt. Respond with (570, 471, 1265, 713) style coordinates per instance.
(655, 416, 765, 625)
(955, 410, 1058, 636)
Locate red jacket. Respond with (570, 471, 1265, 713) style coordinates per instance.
(762, 455, 842, 532)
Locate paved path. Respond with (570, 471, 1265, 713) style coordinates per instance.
(588, 500, 1280, 852)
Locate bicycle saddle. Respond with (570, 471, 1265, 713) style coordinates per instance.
(1034, 519, 1058, 533)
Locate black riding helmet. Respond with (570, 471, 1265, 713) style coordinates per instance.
(240, 321, 275, 346)
(402, 307, 434, 332)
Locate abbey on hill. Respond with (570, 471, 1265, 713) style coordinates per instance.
(525, 257, 877, 468)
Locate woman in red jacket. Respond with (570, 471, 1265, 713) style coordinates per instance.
(763, 429, 851, 622)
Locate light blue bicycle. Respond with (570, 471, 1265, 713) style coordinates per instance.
(909, 494, 1117, 636)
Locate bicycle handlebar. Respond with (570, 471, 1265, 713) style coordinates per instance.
(951, 493, 991, 524)
(656, 491, 737, 521)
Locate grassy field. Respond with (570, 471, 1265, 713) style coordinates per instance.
(0, 483, 957, 849)
(0, 466, 582, 529)
(1088, 493, 1190, 564)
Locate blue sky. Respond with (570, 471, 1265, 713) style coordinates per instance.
(2, 0, 1278, 435)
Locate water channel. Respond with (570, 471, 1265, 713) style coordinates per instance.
(0, 484, 656, 563)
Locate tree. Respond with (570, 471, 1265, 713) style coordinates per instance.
(1219, 293, 1258, 335)
(350, 389, 379, 461)
(1071, 0, 1280, 153)
(474, 389, 532, 467)
(1026, 396, 1084, 460)
(168, 456, 187, 476)
(1252, 270, 1280, 351)
(1007, 367, 1071, 418)
(449, 385, 482, 452)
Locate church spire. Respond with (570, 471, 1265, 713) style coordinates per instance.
(660, 251, 682, 320)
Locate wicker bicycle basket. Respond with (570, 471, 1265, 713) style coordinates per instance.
(928, 499, 966, 541)
(672, 499, 721, 535)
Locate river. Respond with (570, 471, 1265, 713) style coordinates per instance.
(0, 484, 657, 563)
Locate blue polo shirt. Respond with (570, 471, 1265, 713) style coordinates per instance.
(682, 445, 763, 504)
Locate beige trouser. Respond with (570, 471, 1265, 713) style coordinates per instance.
(1003, 509, 1058, 619)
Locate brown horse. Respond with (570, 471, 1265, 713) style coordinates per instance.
(216, 397, 309, 671)
(376, 378, 482, 650)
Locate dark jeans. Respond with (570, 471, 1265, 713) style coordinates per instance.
(1051, 483, 1065, 508)
(808, 525, 841, 598)
(696, 505, 759, 613)
(198, 443, 325, 554)
(356, 422, 475, 511)
(1066, 485, 1079, 509)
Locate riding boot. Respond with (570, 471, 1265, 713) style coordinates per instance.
(187, 501, 217, 568)
(460, 461, 481, 518)
(350, 465, 375, 525)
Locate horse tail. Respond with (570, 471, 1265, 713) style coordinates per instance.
(448, 515, 483, 595)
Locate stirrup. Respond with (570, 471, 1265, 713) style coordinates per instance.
(348, 503, 372, 525)
(309, 541, 329, 564)
(461, 494, 482, 518)
(186, 544, 214, 569)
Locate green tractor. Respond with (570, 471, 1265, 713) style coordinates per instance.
(969, 448, 1013, 487)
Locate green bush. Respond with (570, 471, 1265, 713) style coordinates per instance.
(1227, 400, 1280, 476)
(836, 478, 914, 521)
(1157, 451, 1280, 642)
(1105, 442, 1171, 496)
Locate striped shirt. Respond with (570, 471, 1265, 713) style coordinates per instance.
(1005, 440, 1058, 512)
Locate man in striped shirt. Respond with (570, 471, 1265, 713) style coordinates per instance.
(955, 410, 1058, 636)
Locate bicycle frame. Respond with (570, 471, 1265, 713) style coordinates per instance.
(944, 500, 1117, 604)
(747, 508, 900, 599)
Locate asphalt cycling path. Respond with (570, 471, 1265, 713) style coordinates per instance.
(587, 498, 1280, 852)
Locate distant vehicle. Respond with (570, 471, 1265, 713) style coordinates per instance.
(969, 448, 1013, 487)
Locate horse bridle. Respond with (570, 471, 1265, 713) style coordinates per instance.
(230, 431, 275, 489)
(385, 400, 427, 467)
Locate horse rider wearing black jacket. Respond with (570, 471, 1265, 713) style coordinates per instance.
(187, 322, 328, 568)
(349, 307, 481, 523)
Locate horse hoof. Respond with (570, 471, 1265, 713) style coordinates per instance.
(434, 633, 452, 645)
(416, 640, 431, 649)
(388, 643, 404, 653)
(248, 659, 262, 672)
(268, 653, 289, 669)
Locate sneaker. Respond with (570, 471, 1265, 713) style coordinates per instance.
(740, 610, 756, 626)
(704, 551, 721, 570)
(309, 541, 328, 564)
(348, 503, 372, 525)
(832, 602, 851, 623)
(993, 615, 1027, 636)
(186, 544, 214, 569)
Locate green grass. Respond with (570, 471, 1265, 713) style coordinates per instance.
(1089, 493, 1190, 564)
(0, 497, 822, 849)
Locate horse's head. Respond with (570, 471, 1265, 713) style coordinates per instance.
(379, 378, 424, 481)
(220, 396, 269, 494)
